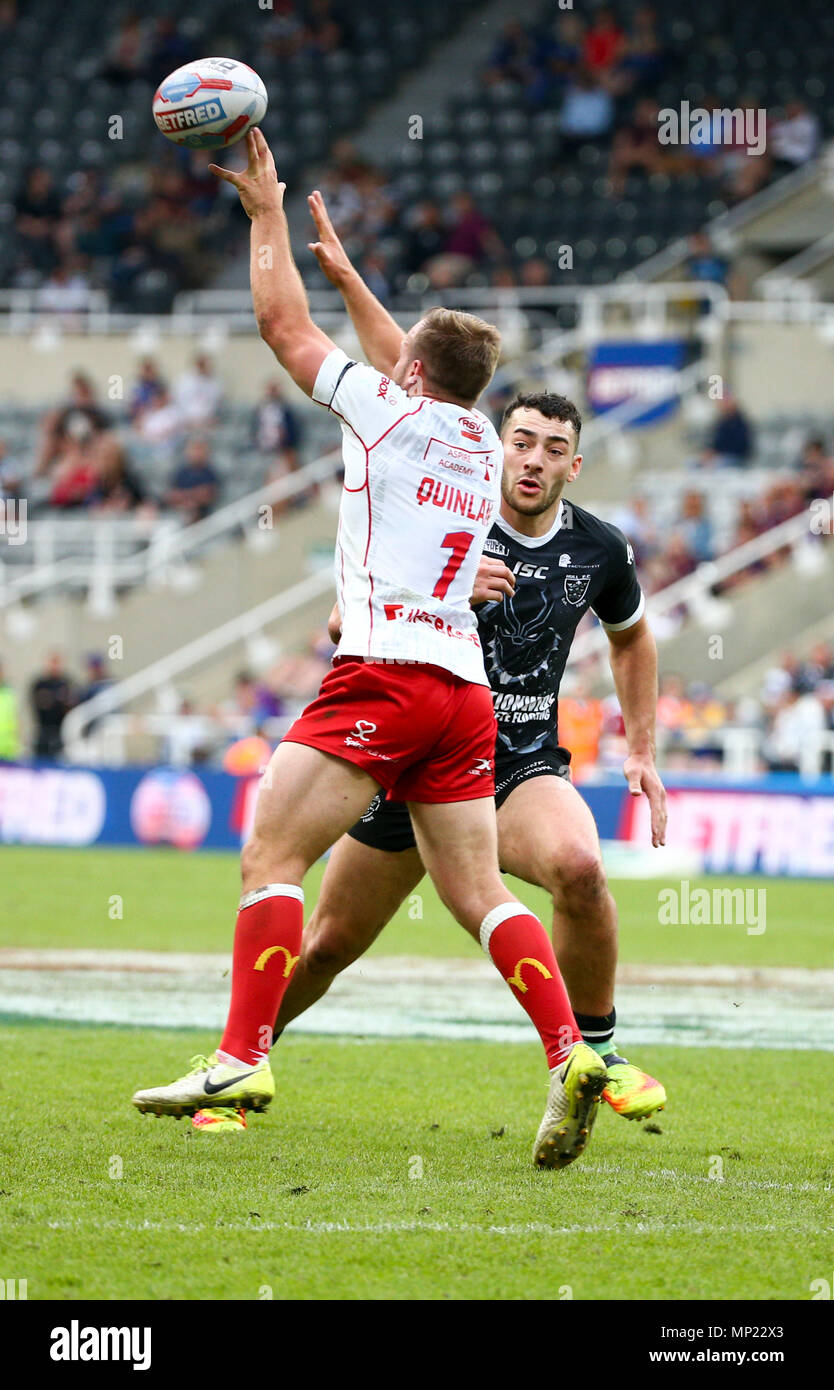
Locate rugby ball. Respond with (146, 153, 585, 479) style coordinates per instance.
(153, 57, 267, 150)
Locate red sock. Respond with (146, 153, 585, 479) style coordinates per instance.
(480, 904, 580, 1069)
(220, 884, 304, 1066)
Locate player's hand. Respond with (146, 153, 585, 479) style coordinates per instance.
(209, 128, 284, 219)
(307, 190, 354, 287)
(470, 556, 515, 607)
(623, 753, 667, 848)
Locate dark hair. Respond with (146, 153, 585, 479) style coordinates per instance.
(410, 307, 501, 405)
(501, 391, 582, 443)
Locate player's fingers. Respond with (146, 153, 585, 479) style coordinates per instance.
(481, 558, 515, 586)
(649, 784, 667, 846)
(309, 190, 336, 239)
(244, 128, 260, 172)
(207, 163, 242, 188)
(307, 198, 329, 238)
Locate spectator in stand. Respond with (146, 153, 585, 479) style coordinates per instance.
(129, 358, 167, 422)
(48, 415, 101, 510)
(402, 201, 445, 277)
(36, 372, 110, 478)
(0, 662, 20, 762)
(760, 477, 805, 529)
(607, 97, 665, 194)
(797, 436, 834, 503)
(618, 4, 665, 94)
(266, 628, 337, 704)
(700, 394, 754, 468)
(443, 193, 502, 264)
(685, 682, 729, 762)
(520, 257, 553, 289)
(76, 653, 112, 709)
(164, 697, 214, 767)
(30, 653, 75, 759)
(583, 6, 625, 74)
(265, 0, 306, 59)
(304, 0, 345, 54)
(560, 67, 615, 149)
(360, 247, 392, 305)
(677, 490, 715, 564)
(557, 681, 605, 780)
(100, 13, 150, 85)
(165, 437, 220, 524)
(763, 688, 825, 772)
(252, 381, 301, 481)
(216, 671, 270, 740)
(37, 258, 94, 315)
(173, 355, 223, 429)
(0, 438, 23, 504)
(769, 100, 821, 174)
(442, 193, 505, 271)
(656, 531, 697, 586)
(655, 673, 694, 756)
(14, 166, 61, 274)
(136, 386, 184, 449)
(686, 230, 729, 288)
(612, 493, 659, 566)
(491, 264, 520, 289)
(485, 20, 539, 87)
(88, 447, 149, 514)
(145, 15, 189, 87)
(796, 642, 834, 692)
(761, 650, 803, 706)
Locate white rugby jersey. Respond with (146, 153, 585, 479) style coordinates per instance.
(312, 347, 502, 685)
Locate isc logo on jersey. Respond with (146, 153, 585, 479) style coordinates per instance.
(513, 561, 548, 580)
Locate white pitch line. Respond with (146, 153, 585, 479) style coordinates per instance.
(1, 950, 833, 1050)
(569, 1161, 825, 1196)
(38, 1217, 799, 1237)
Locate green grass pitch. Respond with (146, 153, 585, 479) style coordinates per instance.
(2, 847, 833, 1300)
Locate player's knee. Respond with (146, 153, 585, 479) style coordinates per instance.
(240, 833, 300, 890)
(551, 844, 608, 907)
(240, 835, 267, 888)
(302, 926, 357, 979)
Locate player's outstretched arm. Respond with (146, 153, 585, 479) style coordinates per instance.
(606, 615, 668, 848)
(209, 130, 334, 397)
(307, 189, 404, 375)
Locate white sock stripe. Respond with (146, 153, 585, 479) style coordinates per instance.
(238, 883, 304, 911)
(479, 901, 525, 955)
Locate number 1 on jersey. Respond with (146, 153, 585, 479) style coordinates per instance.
(433, 530, 474, 600)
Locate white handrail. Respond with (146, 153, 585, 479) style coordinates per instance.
(630, 157, 828, 285)
(64, 503, 826, 752)
(758, 230, 834, 297)
(0, 447, 343, 610)
(62, 566, 336, 748)
(570, 510, 824, 668)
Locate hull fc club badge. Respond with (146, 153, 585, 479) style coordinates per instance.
(564, 573, 591, 606)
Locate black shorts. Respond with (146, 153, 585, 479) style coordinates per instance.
(347, 745, 572, 854)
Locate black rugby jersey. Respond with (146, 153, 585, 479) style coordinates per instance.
(475, 499, 644, 757)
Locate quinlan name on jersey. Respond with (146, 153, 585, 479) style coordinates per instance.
(476, 500, 644, 756)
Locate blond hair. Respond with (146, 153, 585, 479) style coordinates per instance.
(410, 306, 501, 405)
